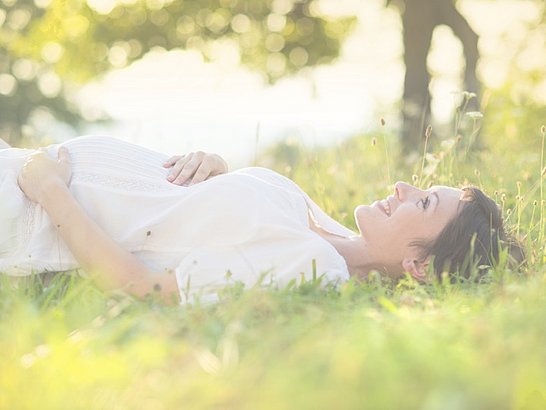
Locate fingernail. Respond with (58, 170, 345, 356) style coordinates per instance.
(167, 175, 174, 181)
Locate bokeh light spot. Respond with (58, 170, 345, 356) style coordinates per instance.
(289, 47, 309, 67)
(145, 0, 166, 11)
(271, 0, 293, 15)
(150, 9, 170, 26)
(265, 33, 285, 52)
(7, 7, 32, 30)
(38, 71, 61, 98)
(87, 0, 116, 15)
(177, 15, 195, 37)
(12, 59, 38, 81)
(267, 13, 286, 32)
(108, 44, 129, 67)
(231, 14, 251, 33)
(34, 0, 52, 8)
(41, 42, 64, 64)
(206, 10, 229, 33)
(0, 73, 17, 96)
(266, 52, 287, 76)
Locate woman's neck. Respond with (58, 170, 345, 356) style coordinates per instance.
(307, 213, 379, 277)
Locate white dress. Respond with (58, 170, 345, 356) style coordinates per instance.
(0, 136, 353, 302)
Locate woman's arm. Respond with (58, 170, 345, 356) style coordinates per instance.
(18, 148, 179, 303)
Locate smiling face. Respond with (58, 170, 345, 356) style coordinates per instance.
(354, 181, 463, 276)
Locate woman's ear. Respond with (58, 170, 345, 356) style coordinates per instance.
(402, 257, 429, 281)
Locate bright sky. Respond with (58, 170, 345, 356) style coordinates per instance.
(75, 0, 543, 166)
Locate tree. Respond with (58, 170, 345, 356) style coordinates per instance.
(0, 0, 355, 144)
(391, 0, 480, 153)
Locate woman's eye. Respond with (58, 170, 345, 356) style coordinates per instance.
(420, 196, 430, 210)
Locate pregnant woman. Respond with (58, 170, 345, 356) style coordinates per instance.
(5, 136, 522, 304)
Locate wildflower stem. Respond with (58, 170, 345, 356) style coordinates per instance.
(516, 182, 522, 237)
(538, 126, 546, 250)
(381, 122, 391, 185)
(419, 125, 432, 188)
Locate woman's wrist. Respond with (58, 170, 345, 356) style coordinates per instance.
(18, 147, 72, 204)
(37, 179, 71, 209)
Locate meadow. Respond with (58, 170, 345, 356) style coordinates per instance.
(1, 93, 545, 409)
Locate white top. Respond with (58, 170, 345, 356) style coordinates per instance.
(0, 136, 353, 302)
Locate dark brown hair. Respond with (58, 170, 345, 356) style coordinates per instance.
(415, 187, 525, 279)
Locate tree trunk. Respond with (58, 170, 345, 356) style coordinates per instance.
(400, 0, 480, 153)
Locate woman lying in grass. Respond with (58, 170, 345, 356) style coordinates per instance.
(5, 136, 523, 303)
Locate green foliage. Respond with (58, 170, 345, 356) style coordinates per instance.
(0, 0, 355, 142)
(1, 266, 545, 408)
(1, 102, 546, 408)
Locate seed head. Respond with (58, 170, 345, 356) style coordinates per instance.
(466, 111, 483, 120)
(474, 169, 480, 177)
(412, 174, 418, 183)
(542, 125, 545, 135)
(533, 200, 538, 206)
(371, 137, 377, 146)
(380, 118, 386, 126)
(542, 167, 546, 177)
(425, 125, 432, 139)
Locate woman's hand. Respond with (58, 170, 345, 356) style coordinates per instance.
(19, 147, 178, 303)
(163, 151, 228, 186)
(18, 147, 72, 204)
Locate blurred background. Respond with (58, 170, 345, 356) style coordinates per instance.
(0, 0, 545, 166)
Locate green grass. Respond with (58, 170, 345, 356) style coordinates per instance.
(1, 94, 546, 409)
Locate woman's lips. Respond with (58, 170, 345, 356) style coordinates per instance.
(383, 199, 391, 216)
(377, 199, 391, 216)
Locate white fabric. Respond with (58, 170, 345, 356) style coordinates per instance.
(0, 136, 351, 302)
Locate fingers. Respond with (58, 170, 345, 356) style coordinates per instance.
(163, 155, 183, 168)
(58, 146, 70, 163)
(17, 146, 72, 202)
(190, 163, 211, 185)
(32, 147, 70, 163)
(165, 151, 227, 186)
(167, 154, 192, 184)
(171, 152, 209, 186)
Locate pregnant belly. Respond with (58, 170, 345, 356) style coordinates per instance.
(56, 136, 175, 192)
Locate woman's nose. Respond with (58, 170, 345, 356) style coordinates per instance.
(394, 181, 421, 201)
